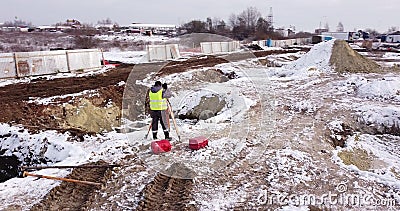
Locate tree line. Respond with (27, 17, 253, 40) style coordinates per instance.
(180, 7, 285, 41)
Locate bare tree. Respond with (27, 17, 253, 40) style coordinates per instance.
(388, 26, 398, 33)
(181, 20, 208, 33)
(255, 17, 272, 40)
(228, 14, 238, 28)
(97, 18, 118, 26)
(206, 17, 213, 32)
(337, 22, 344, 32)
(238, 7, 261, 29)
(364, 28, 379, 37)
(3, 19, 32, 27)
(324, 22, 330, 32)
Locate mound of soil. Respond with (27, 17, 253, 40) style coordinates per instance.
(63, 99, 120, 133)
(330, 40, 381, 73)
(338, 148, 373, 171)
(178, 95, 226, 120)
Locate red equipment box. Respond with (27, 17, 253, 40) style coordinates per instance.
(189, 136, 208, 150)
(151, 140, 172, 154)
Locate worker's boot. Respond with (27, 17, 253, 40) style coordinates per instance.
(164, 131, 171, 140)
(152, 132, 158, 140)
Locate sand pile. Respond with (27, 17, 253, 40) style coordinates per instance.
(284, 39, 381, 74)
(330, 40, 381, 73)
(64, 99, 121, 133)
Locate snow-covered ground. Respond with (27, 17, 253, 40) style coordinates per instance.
(95, 34, 175, 43)
(1, 40, 400, 210)
(103, 50, 147, 64)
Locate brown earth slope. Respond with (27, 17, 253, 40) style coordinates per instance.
(330, 40, 381, 73)
(0, 49, 301, 135)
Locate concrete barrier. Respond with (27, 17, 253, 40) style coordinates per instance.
(66, 49, 102, 72)
(15, 51, 69, 77)
(147, 44, 180, 62)
(252, 38, 312, 48)
(200, 41, 240, 54)
(0, 49, 102, 79)
(0, 53, 17, 79)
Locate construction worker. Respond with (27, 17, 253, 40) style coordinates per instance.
(148, 81, 172, 140)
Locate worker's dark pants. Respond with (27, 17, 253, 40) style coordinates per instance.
(150, 110, 169, 139)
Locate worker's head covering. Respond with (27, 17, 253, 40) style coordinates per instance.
(154, 81, 162, 86)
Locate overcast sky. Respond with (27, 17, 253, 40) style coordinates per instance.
(1, 0, 399, 33)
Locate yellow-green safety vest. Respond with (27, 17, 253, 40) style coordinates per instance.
(149, 89, 167, 110)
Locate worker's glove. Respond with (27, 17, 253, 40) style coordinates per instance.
(162, 83, 168, 90)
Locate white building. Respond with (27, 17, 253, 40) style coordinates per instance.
(386, 31, 400, 43)
(129, 23, 177, 35)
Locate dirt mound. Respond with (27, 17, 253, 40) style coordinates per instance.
(191, 69, 229, 83)
(178, 95, 226, 120)
(330, 40, 381, 73)
(156, 55, 227, 76)
(63, 99, 120, 133)
(337, 148, 373, 171)
(30, 160, 113, 210)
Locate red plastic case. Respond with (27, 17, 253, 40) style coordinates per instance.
(151, 140, 172, 154)
(189, 136, 208, 150)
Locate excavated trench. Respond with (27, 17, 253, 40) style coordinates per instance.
(30, 161, 114, 210)
(0, 155, 20, 183)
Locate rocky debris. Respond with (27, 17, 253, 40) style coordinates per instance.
(247, 44, 264, 51)
(356, 106, 400, 136)
(156, 49, 304, 77)
(330, 40, 381, 73)
(0, 136, 57, 168)
(191, 69, 229, 83)
(357, 118, 400, 136)
(327, 121, 354, 148)
(178, 95, 226, 120)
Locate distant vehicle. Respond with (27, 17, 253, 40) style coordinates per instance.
(386, 31, 400, 43)
(321, 32, 349, 40)
(311, 35, 333, 44)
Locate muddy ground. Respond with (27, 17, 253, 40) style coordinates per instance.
(0, 49, 305, 210)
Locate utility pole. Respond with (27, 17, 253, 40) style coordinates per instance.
(267, 7, 274, 31)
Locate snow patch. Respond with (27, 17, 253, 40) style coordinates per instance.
(103, 50, 147, 64)
(284, 40, 334, 72)
(356, 105, 400, 131)
(356, 77, 400, 102)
